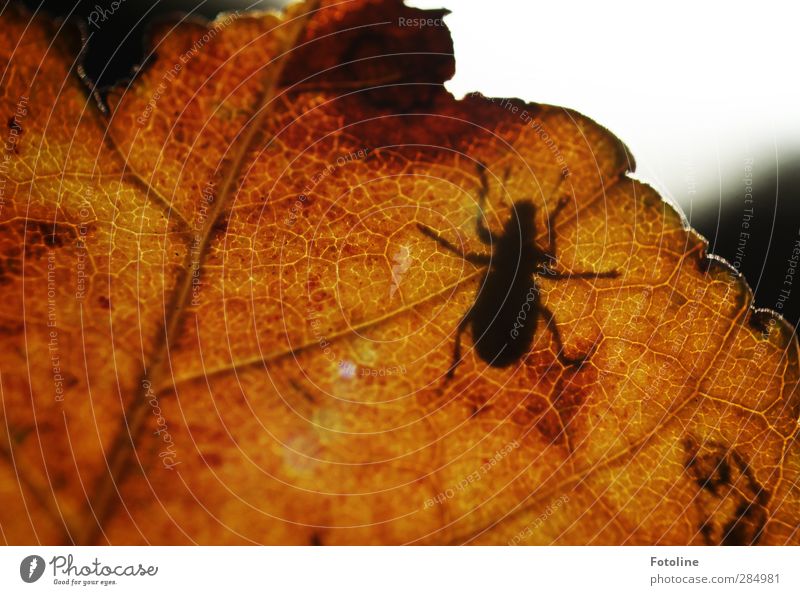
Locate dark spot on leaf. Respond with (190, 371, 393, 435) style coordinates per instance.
(683, 437, 768, 545)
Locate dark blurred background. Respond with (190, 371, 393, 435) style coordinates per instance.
(18, 0, 800, 330)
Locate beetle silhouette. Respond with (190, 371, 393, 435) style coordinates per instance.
(417, 163, 618, 378)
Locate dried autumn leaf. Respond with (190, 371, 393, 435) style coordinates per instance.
(0, 0, 798, 545)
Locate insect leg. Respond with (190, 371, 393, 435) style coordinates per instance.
(417, 223, 491, 266)
(538, 303, 591, 367)
(475, 162, 500, 245)
(446, 308, 473, 379)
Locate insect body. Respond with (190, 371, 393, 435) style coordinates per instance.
(417, 164, 618, 378)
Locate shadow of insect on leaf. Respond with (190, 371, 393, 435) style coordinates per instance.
(417, 162, 619, 380)
(683, 437, 770, 545)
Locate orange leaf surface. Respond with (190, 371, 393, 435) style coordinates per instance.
(0, 0, 798, 545)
